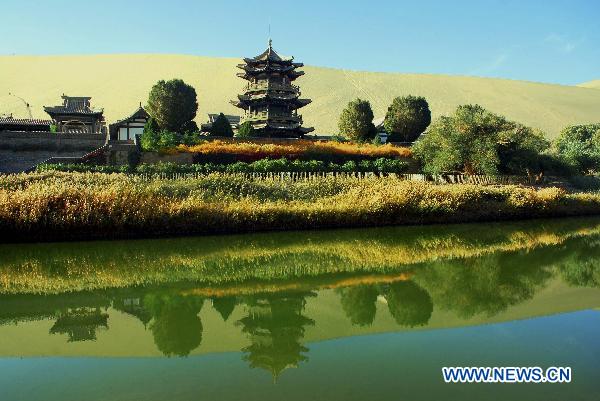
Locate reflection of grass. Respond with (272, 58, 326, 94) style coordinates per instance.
(1, 217, 599, 295)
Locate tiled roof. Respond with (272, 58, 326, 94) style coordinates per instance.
(110, 106, 149, 127)
(44, 95, 103, 115)
(245, 40, 294, 64)
(0, 117, 53, 126)
(208, 114, 241, 125)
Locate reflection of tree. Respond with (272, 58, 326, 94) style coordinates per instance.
(384, 281, 433, 327)
(337, 285, 378, 326)
(555, 238, 600, 288)
(237, 291, 315, 381)
(49, 307, 109, 342)
(145, 293, 204, 357)
(212, 296, 238, 322)
(414, 249, 553, 319)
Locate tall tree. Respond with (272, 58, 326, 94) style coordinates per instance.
(146, 79, 198, 133)
(338, 98, 377, 142)
(384, 95, 431, 142)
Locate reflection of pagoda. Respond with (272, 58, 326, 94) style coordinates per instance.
(237, 292, 315, 381)
(49, 307, 109, 342)
(232, 40, 314, 138)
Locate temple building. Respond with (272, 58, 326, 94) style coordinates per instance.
(44, 95, 106, 134)
(108, 104, 149, 142)
(232, 40, 313, 138)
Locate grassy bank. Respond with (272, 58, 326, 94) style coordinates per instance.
(1, 172, 600, 242)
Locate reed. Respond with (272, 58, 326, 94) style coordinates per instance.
(1, 172, 600, 243)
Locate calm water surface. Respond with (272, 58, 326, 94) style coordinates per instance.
(0, 218, 599, 400)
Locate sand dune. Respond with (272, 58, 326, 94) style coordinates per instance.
(1, 54, 600, 138)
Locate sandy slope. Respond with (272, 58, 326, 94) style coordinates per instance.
(578, 80, 600, 89)
(1, 54, 600, 138)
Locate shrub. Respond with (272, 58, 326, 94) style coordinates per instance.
(384, 95, 431, 142)
(554, 124, 600, 174)
(182, 131, 202, 146)
(237, 121, 255, 138)
(157, 131, 181, 149)
(210, 113, 234, 137)
(180, 139, 411, 163)
(140, 118, 162, 151)
(338, 98, 377, 142)
(413, 104, 549, 175)
(38, 158, 409, 175)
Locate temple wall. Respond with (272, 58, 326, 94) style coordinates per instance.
(0, 131, 106, 173)
(0, 131, 106, 151)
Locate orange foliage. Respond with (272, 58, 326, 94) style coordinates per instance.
(177, 140, 412, 160)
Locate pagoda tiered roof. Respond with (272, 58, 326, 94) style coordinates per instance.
(236, 67, 305, 81)
(242, 40, 296, 64)
(232, 94, 311, 110)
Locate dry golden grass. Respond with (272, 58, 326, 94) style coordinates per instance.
(1, 172, 600, 244)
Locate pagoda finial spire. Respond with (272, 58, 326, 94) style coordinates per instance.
(268, 38, 272, 49)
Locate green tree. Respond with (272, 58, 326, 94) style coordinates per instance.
(210, 113, 234, 137)
(146, 79, 198, 133)
(338, 98, 377, 142)
(413, 104, 549, 175)
(140, 118, 161, 151)
(384, 95, 431, 142)
(555, 124, 600, 174)
(237, 121, 256, 138)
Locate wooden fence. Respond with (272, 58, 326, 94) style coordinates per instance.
(135, 171, 541, 185)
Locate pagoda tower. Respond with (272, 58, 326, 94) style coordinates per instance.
(232, 40, 314, 138)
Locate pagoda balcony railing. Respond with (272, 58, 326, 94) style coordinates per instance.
(242, 111, 302, 123)
(245, 82, 299, 93)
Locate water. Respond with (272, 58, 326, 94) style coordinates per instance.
(0, 218, 599, 400)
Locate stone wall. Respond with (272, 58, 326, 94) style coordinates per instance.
(0, 131, 106, 151)
(0, 131, 106, 173)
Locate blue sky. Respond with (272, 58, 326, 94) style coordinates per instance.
(0, 0, 598, 85)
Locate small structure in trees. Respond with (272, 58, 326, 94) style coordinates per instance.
(232, 40, 313, 138)
(44, 95, 106, 134)
(201, 114, 240, 133)
(108, 104, 150, 142)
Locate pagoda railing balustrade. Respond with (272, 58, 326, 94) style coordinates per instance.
(246, 82, 299, 92)
(243, 111, 302, 123)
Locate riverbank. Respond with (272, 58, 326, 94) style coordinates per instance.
(1, 172, 600, 242)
